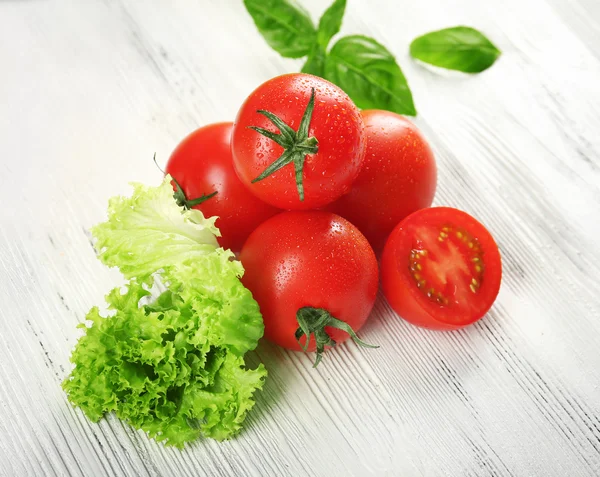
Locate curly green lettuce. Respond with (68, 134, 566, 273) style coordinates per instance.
(62, 177, 267, 447)
(92, 178, 220, 279)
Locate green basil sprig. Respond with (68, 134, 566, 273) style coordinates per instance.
(325, 35, 416, 116)
(301, 45, 326, 76)
(243, 0, 316, 58)
(300, 0, 346, 77)
(244, 0, 416, 116)
(315, 0, 346, 48)
(243, 1, 501, 116)
(410, 26, 501, 73)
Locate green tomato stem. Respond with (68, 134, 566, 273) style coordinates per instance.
(153, 154, 217, 209)
(295, 306, 378, 367)
(249, 88, 319, 201)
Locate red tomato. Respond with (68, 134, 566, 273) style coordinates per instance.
(239, 211, 378, 366)
(381, 207, 502, 330)
(165, 122, 279, 251)
(328, 110, 437, 252)
(231, 74, 366, 210)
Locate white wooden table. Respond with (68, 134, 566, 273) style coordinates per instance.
(1, 0, 600, 475)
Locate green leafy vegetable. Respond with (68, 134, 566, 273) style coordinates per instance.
(92, 179, 220, 279)
(316, 0, 346, 48)
(410, 26, 501, 73)
(301, 0, 345, 76)
(63, 177, 267, 447)
(301, 45, 326, 76)
(324, 35, 416, 116)
(243, 0, 316, 58)
(245, 0, 418, 115)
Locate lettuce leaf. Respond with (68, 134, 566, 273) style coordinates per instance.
(63, 177, 267, 447)
(92, 178, 220, 279)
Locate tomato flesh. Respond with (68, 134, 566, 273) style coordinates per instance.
(381, 207, 502, 330)
(409, 223, 485, 307)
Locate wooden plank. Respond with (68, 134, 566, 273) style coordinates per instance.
(0, 0, 599, 475)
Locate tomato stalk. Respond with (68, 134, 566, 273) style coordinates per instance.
(172, 182, 217, 209)
(249, 88, 319, 201)
(153, 153, 217, 209)
(295, 307, 378, 367)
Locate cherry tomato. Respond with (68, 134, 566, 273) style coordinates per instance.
(239, 211, 378, 366)
(231, 74, 366, 210)
(165, 122, 279, 251)
(328, 110, 437, 252)
(381, 207, 502, 330)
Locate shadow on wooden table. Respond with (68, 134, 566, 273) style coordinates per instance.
(241, 340, 289, 431)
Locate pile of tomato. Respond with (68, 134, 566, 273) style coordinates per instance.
(166, 73, 502, 366)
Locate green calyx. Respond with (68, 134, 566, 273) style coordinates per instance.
(172, 180, 217, 210)
(249, 88, 319, 201)
(153, 154, 217, 209)
(295, 307, 379, 368)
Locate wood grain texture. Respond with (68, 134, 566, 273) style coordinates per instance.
(1, 0, 599, 475)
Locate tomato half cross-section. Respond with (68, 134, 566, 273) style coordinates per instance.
(239, 211, 379, 366)
(231, 74, 366, 210)
(381, 207, 502, 330)
(328, 110, 437, 252)
(165, 122, 279, 252)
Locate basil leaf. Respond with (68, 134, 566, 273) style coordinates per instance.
(243, 0, 316, 58)
(316, 0, 346, 48)
(301, 45, 326, 76)
(324, 35, 416, 116)
(410, 26, 501, 73)
(302, 0, 346, 78)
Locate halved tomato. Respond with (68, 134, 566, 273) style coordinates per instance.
(381, 207, 502, 330)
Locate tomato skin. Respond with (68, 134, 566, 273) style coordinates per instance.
(239, 211, 378, 351)
(165, 122, 279, 252)
(381, 207, 502, 330)
(328, 110, 437, 252)
(231, 74, 366, 210)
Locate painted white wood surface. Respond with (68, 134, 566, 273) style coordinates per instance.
(1, 0, 599, 475)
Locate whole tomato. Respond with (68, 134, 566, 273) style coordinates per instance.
(328, 110, 437, 251)
(165, 122, 279, 251)
(231, 74, 366, 210)
(239, 211, 379, 366)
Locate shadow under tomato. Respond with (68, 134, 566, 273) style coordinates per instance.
(240, 297, 389, 435)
